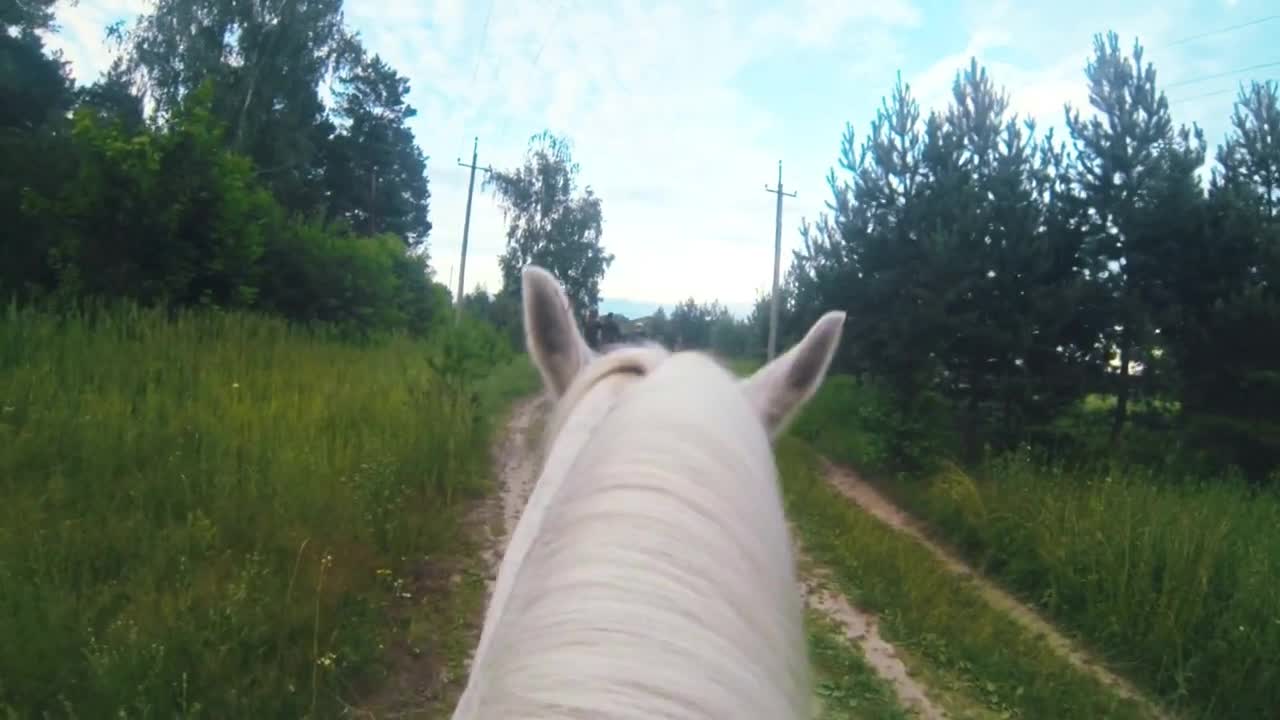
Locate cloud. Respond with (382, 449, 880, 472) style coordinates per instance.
(371, 0, 922, 305)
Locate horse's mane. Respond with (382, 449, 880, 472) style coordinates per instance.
(540, 341, 670, 456)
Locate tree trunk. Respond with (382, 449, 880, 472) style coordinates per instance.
(963, 369, 982, 464)
(1111, 335, 1132, 443)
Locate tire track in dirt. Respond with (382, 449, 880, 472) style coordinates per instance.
(479, 395, 547, 580)
(818, 457, 1168, 720)
(796, 544, 947, 720)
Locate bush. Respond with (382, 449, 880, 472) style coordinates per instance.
(788, 375, 956, 476)
(16, 89, 273, 308)
(4, 84, 452, 340)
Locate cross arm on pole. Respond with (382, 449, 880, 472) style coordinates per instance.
(458, 158, 494, 174)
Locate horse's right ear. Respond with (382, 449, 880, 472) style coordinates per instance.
(522, 266, 594, 398)
(741, 310, 845, 439)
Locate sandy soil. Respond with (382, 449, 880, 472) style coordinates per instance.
(479, 395, 546, 584)
(797, 545, 947, 720)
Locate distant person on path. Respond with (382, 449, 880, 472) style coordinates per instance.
(585, 307, 602, 349)
(600, 313, 622, 346)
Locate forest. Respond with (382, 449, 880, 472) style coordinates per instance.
(3, 0, 1278, 717)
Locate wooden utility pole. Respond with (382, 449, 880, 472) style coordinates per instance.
(764, 160, 796, 361)
(456, 137, 492, 317)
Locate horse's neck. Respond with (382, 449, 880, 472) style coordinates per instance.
(462, 356, 811, 719)
(465, 368, 643, 676)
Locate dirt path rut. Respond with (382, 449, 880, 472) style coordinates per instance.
(818, 458, 1167, 719)
(477, 395, 547, 602)
(797, 546, 947, 720)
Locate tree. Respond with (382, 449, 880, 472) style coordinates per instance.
(323, 51, 432, 248)
(74, 61, 146, 134)
(1066, 32, 1206, 440)
(0, 0, 60, 32)
(0, 4, 77, 299)
(19, 85, 273, 308)
(795, 75, 943, 400)
(487, 131, 613, 317)
(924, 60, 1106, 453)
(1173, 81, 1280, 473)
(117, 0, 359, 211)
(0, 24, 73, 132)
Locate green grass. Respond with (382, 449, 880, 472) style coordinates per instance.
(475, 354, 541, 423)
(778, 438, 1152, 720)
(0, 303, 537, 718)
(806, 611, 913, 720)
(724, 356, 763, 377)
(913, 458, 1280, 719)
(791, 375, 1280, 719)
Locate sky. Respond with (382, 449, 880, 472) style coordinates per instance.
(43, 0, 1280, 317)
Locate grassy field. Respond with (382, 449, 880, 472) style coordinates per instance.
(0, 303, 537, 718)
(790, 375, 1280, 719)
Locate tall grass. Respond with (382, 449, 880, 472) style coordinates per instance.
(791, 375, 1280, 718)
(0, 302, 536, 717)
(919, 458, 1280, 718)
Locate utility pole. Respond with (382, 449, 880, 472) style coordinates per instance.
(456, 136, 492, 318)
(764, 160, 796, 362)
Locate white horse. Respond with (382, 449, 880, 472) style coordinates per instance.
(452, 266, 845, 719)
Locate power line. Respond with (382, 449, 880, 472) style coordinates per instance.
(1163, 14, 1279, 48)
(493, 0, 568, 143)
(449, 0, 573, 289)
(457, 0, 497, 161)
(469, 0, 495, 85)
(530, 0, 567, 67)
(1170, 77, 1280, 106)
(1171, 86, 1239, 106)
(1166, 60, 1280, 89)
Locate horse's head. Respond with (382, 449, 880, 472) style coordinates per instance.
(454, 267, 845, 718)
(522, 264, 846, 453)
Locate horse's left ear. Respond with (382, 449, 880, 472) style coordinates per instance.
(741, 310, 846, 439)
(522, 265, 594, 398)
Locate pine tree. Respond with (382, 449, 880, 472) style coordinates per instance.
(1066, 31, 1205, 440)
(324, 51, 432, 248)
(814, 75, 941, 399)
(1175, 81, 1280, 473)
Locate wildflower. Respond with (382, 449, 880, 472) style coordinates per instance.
(232, 382, 240, 389)
(317, 652, 337, 669)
